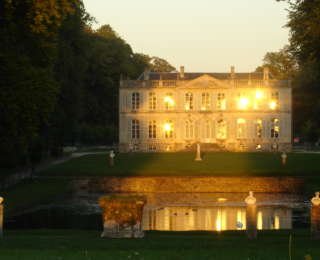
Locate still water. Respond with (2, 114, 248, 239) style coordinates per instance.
(7, 193, 309, 231)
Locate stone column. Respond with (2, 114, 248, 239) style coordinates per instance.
(0, 197, 3, 238)
(245, 192, 257, 239)
(311, 192, 320, 240)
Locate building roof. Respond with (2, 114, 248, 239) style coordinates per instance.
(137, 72, 275, 81)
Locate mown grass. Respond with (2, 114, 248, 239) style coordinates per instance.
(0, 229, 319, 259)
(40, 152, 320, 177)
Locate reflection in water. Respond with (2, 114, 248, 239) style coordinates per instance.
(143, 206, 292, 231)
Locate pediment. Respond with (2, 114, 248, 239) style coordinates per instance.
(179, 74, 227, 89)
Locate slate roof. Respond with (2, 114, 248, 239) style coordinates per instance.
(137, 72, 274, 81)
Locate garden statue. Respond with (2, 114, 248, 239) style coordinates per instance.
(99, 195, 146, 238)
(245, 191, 256, 205)
(109, 150, 115, 166)
(281, 152, 287, 165)
(311, 192, 320, 206)
(311, 192, 320, 240)
(195, 143, 202, 161)
(0, 197, 3, 238)
(245, 192, 257, 239)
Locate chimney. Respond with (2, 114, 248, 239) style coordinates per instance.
(230, 66, 235, 79)
(143, 69, 150, 80)
(263, 67, 269, 81)
(180, 66, 185, 79)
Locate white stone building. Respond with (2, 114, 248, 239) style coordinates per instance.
(119, 66, 292, 152)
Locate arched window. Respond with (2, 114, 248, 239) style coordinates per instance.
(148, 120, 156, 138)
(185, 92, 193, 110)
(216, 120, 227, 139)
(236, 118, 247, 139)
(164, 93, 174, 110)
(185, 120, 194, 139)
(148, 92, 156, 110)
(201, 93, 210, 110)
(217, 93, 226, 110)
(164, 120, 174, 138)
(255, 119, 263, 138)
(131, 119, 140, 139)
(271, 118, 280, 138)
(204, 120, 212, 139)
(132, 92, 140, 110)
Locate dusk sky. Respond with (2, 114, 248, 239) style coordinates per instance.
(83, 0, 289, 72)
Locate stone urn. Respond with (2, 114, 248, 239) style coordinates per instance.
(99, 195, 146, 238)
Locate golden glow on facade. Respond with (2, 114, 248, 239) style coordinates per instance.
(255, 90, 263, 99)
(164, 96, 174, 106)
(269, 100, 277, 110)
(238, 97, 249, 110)
(274, 215, 280, 230)
(163, 123, 171, 132)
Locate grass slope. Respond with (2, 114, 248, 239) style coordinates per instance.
(40, 152, 320, 177)
(0, 229, 319, 259)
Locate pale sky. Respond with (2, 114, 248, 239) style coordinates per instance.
(83, 0, 289, 72)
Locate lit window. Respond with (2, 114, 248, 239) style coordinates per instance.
(164, 120, 174, 138)
(185, 120, 194, 139)
(164, 93, 174, 110)
(236, 118, 246, 139)
(204, 120, 212, 139)
(271, 118, 280, 138)
(148, 92, 156, 110)
(217, 93, 226, 110)
(217, 119, 227, 139)
(238, 93, 249, 110)
(148, 145, 157, 151)
(148, 120, 156, 139)
(269, 92, 279, 110)
(132, 92, 140, 110)
(255, 119, 263, 138)
(131, 119, 140, 139)
(185, 92, 193, 110)
(201, 93, 210, 110)
(254, 90, 264, 109)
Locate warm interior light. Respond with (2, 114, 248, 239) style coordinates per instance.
(237, 118, 246, 124)
(164, 96, 174, 105)
(238, 97, 249, 109)
(163, 123, 171, 131)
(269, 101, 277, 110)
(217, 198, 227, 202)
(255, 90, 263, 99)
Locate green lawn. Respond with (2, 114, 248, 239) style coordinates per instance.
(40, 152, 320, 177)
(0, 229, 319, 259)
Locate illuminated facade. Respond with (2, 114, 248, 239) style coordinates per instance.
(119, 66, 292, 152)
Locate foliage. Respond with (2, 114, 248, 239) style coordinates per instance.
(255, 45, 298, 79)
(0, 0, 174, 170)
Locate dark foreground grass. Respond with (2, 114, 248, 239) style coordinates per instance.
(40, 152, 320, 177)
(0, 229, 319, 259)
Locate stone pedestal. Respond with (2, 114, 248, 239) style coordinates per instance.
(311, 205, 320, 240)
(246, 205, 257, 239)
(99, 195, 146, 238)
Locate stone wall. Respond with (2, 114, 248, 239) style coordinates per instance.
(82, 176, 304, 193)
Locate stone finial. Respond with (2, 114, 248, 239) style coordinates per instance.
(281, 152, 287, 165)
(230, 66, 235, 79)
(180, 66, 185, 79)
(311, 192, 320, 206)
(245, 191, 256, 205)
(263, 67, 269, 81)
